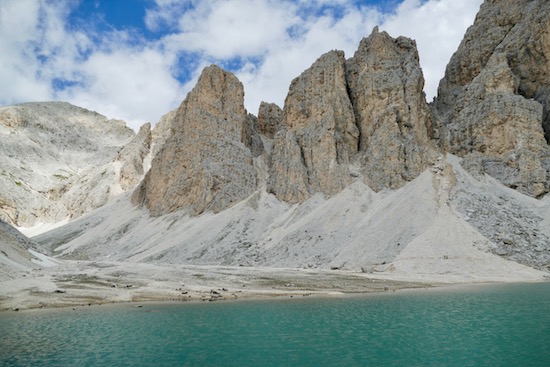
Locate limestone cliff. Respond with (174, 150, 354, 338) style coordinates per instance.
(346, 28, 436, 191)
(433, 0, 550, 197)
(268, 50, 358, 202)
(257, 102, 283, 138)
(133, 65, 257, 216)
(267, 30, 435, 202)
(117, 122, 152, 191)
(151, 109, 177, 158)
(438, 53, 548, 196)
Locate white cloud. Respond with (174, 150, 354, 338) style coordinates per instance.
(57, 46, 185, 128)
(0, 0, 52, 103)
(0, 0, 184, 129)
(172, 0, 298, 58)
(0, 0, 483, 130)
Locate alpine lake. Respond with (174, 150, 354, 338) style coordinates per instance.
(1, 282, 549, 366)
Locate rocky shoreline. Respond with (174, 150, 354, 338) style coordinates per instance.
(3, 260, 548, 312)
(0, 261, 442, 312)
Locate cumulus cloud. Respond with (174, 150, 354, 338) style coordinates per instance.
(0, 0, 185, 129)
(56, 46, 185, 127)
(0, 0, 483, 129)
(0, 0, 59, 103)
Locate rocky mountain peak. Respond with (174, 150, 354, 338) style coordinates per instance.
(137, 30, 438, 209)
(133, 65, 257, 216)
(346, 29, 436, 191)
(267, 50, 358, 203)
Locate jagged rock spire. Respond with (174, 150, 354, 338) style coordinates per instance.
(133, 65, 257, 216)
(346, 30, 436, 191)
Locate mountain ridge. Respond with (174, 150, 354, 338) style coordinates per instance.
(1, 0, 550, 294)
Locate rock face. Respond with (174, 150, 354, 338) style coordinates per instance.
(268, 50, 358, 202)
(151, 109, 177, 158)
(0, 219, 41, 280)
(346, 28, 435, 191)
(242, 113, 264, 157)
(438, 53, 548, 196)
(257, 102, 283, 138)
(0, 102, 137, 227)
(433, 0, 550, 197)
(267, 31, 435, 202)
(117, 123, 152, 191)
(133, 65, 257, 216)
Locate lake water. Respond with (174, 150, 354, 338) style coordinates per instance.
(1, 282, 550, 366)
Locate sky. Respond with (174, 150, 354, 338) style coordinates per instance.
(0, 0, 483, 130)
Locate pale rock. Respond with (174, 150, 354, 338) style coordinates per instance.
(257, 102, 283, 138)
(151, 109, 176, 158)
(268, 50, 358, 202)
(0, 102, 135, 227)
(267, 129, 310, 203)
(242, 113, 264, 157)
(435, 0, 550, 137)
(133, 65, 257, 216)
(346, 29, 436, 191)
(433, 0, 550, 197)
(117, 122, 152, 191)
(439, 53, 548, 196)
(0, 219, 41, 280)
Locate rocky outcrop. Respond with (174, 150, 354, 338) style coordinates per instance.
(346, 28, 436, 191)
(435, 0, 550, 129)
(243, 113, 264, 157)
(0, 102, 136, 227)
(117, 123, 152, 191)
(151, 109, 177, 158)
(268, 50, 358, 202)
(133, 65, 257, 216)
(433, 0, 550, 197)
(266, 30, 435, 202)
(257, 102, 283, 138)
(439, 53, 548, 196)
(267, 129, 310, 203)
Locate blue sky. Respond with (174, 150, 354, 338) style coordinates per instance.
(0, 0, 482, 130)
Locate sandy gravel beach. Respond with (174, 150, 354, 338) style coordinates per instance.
(0, 260, 441, 311)
(3, 259, 547, 312)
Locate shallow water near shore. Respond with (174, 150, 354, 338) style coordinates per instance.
(1, 282, 549, 366)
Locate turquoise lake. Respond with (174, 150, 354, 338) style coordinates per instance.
(1, 282, 549, 366)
